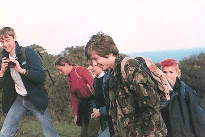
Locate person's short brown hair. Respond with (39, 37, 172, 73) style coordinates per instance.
(85, 32, 119, 60)
(0, 27, 15, 40)
(54, 57, 72, 66)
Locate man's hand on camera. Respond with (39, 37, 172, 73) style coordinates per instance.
(9, 58, 26, 75)
(0, 57, 9, 77)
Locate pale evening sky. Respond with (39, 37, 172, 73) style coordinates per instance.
(0, 0, 205, 55)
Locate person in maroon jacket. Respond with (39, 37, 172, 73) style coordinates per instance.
(54, 57, 100, 137)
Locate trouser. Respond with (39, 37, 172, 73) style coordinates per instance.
(98, 127, 110, 137)
(0, 95, 59, 137)
(79, 96, 100, 137)
(98, 120, 110, 137)
(100, 119, 108, 132)
(81, 116, 100, 137)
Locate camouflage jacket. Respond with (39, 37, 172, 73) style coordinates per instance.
(106, 55, 167, 137)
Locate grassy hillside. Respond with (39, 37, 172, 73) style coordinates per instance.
(0, 116, 81, 137)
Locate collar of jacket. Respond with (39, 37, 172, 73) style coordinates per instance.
(1, 41, 22, 58)
(66, 65, 77, 80)
(173, 77, 181, 91)
(110, 55, 123, 76)
(108, 55, 125, 89)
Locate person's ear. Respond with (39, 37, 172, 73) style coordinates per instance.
(177, 69, 181, 78)
(176, 68, 180, 77)
(13, 35, 17, 41)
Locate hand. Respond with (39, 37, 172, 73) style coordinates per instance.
(91, 108, 101, 120)
(9, 57, 20, 70)
(9, 57, 25, 74)
(74, 115, 77, 125)
(0, 57, 9, 77)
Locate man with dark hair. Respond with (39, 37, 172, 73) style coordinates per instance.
(0, 27, 59, 136)
(85, 32, 167, 137)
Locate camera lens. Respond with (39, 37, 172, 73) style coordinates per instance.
(8, 61, 16, 68)
(7, 57, 17, 68)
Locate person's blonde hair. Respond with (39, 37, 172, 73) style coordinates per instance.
(0, 27, 15, 40)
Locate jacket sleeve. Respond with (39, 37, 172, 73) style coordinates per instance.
(125, 59, 166, 136)
(99, 106, 108, 116)
(160, 90, 177, 109)
(185, 84, 205, 137)
(0, 59, 5, 89)
(70, 91, 79, 116)
(25, 47, 46, 83)
(92, 78, 97, 108)
(0, 77, 4, 90)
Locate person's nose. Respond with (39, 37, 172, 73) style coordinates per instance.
(166, 73, 171, 79)
(91, 60, 97, 66)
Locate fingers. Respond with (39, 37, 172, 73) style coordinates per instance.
(73, 117, 77, 125)
(91, 112, 100, 120)
(1, 57, 8, 72)
(91, 113, 95, 119)
(91, 114, 99, 120)
(9, 58, 19, 66)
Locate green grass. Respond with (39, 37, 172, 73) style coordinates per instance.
(13, 118, 81, 137)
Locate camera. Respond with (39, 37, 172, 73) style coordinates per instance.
(5, 57, 18, 68)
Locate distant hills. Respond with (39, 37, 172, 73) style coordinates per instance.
(126, 47, 205, 63)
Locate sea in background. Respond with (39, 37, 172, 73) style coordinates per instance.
(126, 47, 205, 63)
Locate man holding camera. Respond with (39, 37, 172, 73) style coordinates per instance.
(0, 27, 59, 136)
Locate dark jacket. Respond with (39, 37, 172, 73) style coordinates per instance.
(0, 41, 48, 113)
(93, 71, 109, 119)
(161, 78, 205, 137)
